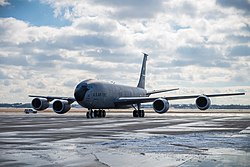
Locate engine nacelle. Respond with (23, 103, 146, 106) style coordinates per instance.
(52, 100, 71, 114)
(153, 98, 170, 114)
(31, 98, 49, 110)
(195, 95, 211, 110)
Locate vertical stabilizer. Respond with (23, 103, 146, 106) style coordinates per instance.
(137, 53, 148, 89)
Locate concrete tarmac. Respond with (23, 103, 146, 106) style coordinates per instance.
(0, 111, 250, 167)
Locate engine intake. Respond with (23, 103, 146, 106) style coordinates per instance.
(196, 95, 211, 110)
(153, 98, 170, 114)
(31, 98, 49, 110)
(52, 100, 71, 114)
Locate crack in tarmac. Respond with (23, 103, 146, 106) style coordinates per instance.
(91, 153, 111, 167)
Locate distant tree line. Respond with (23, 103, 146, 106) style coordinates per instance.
(142, 104, 250, 109)
(0, 103, 250, 109)
(0, 103, 82, 108)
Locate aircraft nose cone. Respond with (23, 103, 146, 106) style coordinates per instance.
(74, 87, 84, 102)
(74, 83, 89, 102)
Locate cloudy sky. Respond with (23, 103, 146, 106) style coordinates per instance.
(0, 0, 249, 104)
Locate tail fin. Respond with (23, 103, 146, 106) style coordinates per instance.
(137, 53, 148, 89)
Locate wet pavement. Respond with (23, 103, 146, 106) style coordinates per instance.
(0, 112, 250, 167)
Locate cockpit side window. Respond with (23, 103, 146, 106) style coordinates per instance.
(74, 83, 89, 102)
(87, 84, 93, 90)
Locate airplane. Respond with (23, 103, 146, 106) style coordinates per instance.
(29, 53, 245, 118)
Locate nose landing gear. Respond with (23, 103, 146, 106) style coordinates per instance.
(86, 109, 106, 118)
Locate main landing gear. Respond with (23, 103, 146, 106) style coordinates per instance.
(86, 109, 106, 118)
(133, 109, 145, 117)
(132, 104, 145, 117)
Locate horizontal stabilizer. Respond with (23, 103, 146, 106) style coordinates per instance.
(146, 88, 179, 96)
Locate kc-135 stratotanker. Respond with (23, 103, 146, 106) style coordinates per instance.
(29, 53, 245, 118)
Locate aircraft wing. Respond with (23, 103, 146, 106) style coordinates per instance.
(115, 92, 245, 105)
(29, 95, 75, 103)
(146, 88, 179, 96)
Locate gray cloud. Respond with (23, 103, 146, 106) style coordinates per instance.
(0, 0, 10, 6)
(28, 81, 46, 89)
(135, 39, 161, 50)
(63, 59, 136, 74)
(75, 21, 117, 32)
(63, 80, 77, 88)
(229, 45, 250, 57)
(216, 0, 250, 14)
(178, 1, 197, 17)
(0, 70, 10, 79)
(0, 55, 29, 66)
(69, 35, 124, 48)
(226, 35, 250, 43)
(51, 34, 126, 50)
(161, 59, 231, 68)
(0, 52, 63, 69)
(175, 46, 231, 68)
(242, 23, 250, 32)
(177, 46, 217, 59)
(10, 88, 22, 93)
(3, 80, 11, 86)
(63, 62, 96, 72)
(85, 49, 142, 63)
(31, 54, 63, 62)
(92, 0, 164, 18)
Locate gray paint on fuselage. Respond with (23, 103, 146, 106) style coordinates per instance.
(76, 79, 147, 109)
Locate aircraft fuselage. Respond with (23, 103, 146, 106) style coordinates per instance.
(74, 79, 147, 109)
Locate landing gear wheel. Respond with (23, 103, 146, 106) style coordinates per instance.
(90, 110, 94, 118)
(98, 110, 102, 117)
(101, 110, 106, 118)
(96, 110, 106, 118)
(94, 110, 99, 117)
(86, 109, 106, 118)
(86, 111, 90, 118)
(133, 110, 139, 117)
(133, 110, 145, 117)
(138, 110, 145, 117)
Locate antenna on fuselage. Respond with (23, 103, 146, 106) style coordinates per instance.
(137, 53, 148, 89)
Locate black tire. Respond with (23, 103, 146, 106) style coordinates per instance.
(90, 110, 94, 118)
(86, 111, 90, 118)
(98, 110, 102, 117)
(94, 110, 99, 117)
(133, 110, 138, 117)
(103, 110, 106, 117)
(138, 110, 145, 117)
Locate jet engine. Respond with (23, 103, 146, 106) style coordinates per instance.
(31, 98, 49, 110)
(195, 95, 211, 110)
(52, 100, 71, 114)
(153, 98, 170, 114)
